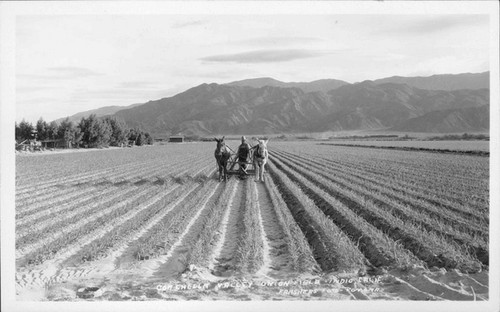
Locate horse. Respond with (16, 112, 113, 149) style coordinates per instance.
(214, 136, 231, 182)
(253, 139, 269, 182)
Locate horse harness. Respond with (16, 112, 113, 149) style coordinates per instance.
(215, 142, 228, 157)
(254, 145, 267, 164)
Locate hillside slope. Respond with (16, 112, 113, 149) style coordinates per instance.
(113, 82, 489, 135)
(373, 72, 489, 91)
(391, 105, 489, 133)
(54, 103, 142, 124)
(227, 77, 350, 93)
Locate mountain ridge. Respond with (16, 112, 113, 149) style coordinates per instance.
(227, 72, 489, 93)
(372, 72, 489, 91)
(54, 103, 142, 124)
(54, 71, 490, 135)
(113, 79, 489, 135)
(227, 77, 350, 93)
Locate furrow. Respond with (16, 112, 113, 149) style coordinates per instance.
(273, 151, 488, 241)
(16, 186, 127, 238)
(144, 181, 221, 277)
(271, 155, 482, 272)
(275, 149, 488, 221)
(16, 185, 161, 263)
(267, 160, 371, 271)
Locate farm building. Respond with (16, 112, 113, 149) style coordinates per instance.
(169, 135, 184, 143)
(41, 139, 67, 149)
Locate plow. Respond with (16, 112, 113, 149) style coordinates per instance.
(224, 144, 256, 177)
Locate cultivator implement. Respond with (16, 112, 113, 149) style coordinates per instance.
(225, 144, 256, 177)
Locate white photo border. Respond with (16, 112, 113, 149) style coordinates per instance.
(1, 1, 499, 311)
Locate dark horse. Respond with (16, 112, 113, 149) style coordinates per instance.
(214, 136, 231, 182)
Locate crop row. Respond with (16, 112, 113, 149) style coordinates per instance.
(16, 187, 102, 219)
(207, 180, 246, 275)
(276, 143, 488, 203)
(312, 141, 486, 180)
(272, 151, 488, 266)
(300, 149, 489, 227)
(18, 184, 175, 266)
(16, 143, 215, 195)
(262, 175, 318, 272)
(320, 143, 489, 157)
(16, 150, 208, 203)
(266, 160, 375, 271)
(273, 150, 488, 239)
(186, 179, 240, 268)
(365, 148, 488, 181)
(233, 180, 265, 273)
(269, 153, 483, 272)
(16, 143, 213, 187)
(16, 186, 131, 239)
(64, 183, 195, 265)
(15, 145, 189, 186)
(377, 155, 488, 196)
(133, 179, 221, 261)
(17, 158, 215, 263)
(15, 154, 153, 196)
(16, 186, 94, 211)
(332, 152, 488, 210)
(133, 179, 223, 278)
(183, 175, 319, 275)
(274, 148, 488, 216)
(269, 158, 420, 270)
(317, 141, 489, 152)
(16, 157, 210, 225)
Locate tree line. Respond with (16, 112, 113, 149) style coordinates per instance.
(15, 114, 153, 148)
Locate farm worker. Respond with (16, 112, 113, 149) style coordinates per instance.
(236, 136, 251, 174)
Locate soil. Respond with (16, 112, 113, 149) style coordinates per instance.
(14, 144, 490, 301)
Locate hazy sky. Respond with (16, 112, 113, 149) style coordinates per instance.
(16, 14, 489, 123)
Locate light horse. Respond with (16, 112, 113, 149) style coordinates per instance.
(253, 139, 269, 182)
(214, 136, 231, 182)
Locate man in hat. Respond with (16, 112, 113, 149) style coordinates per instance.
(236, 136, 251, 176)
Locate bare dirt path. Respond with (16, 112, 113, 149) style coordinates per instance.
(211, 179, 245, 277)
(47, 183, 201, 287)
(206, 179, 239, 272)
(15, 184, 181, 291)
(254, 178, 292, 278)
(145, 181, 223, 280)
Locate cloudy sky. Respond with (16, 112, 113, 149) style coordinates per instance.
(16, 14, 489, 123)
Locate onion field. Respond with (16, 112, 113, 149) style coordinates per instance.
(321, 140, 490, 152)
(15, 141, 489, 301)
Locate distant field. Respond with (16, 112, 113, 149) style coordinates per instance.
(322, 140, 489, 152)
(15, 142, 489, 301)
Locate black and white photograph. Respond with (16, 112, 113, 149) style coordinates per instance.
(1, 1, 499, 311)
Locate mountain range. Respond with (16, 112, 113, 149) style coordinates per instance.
(55, 103, 142, 124)
(226, 77, 350, 93)
(372, 72, 489, 91)
(57, 72, 490, 135)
